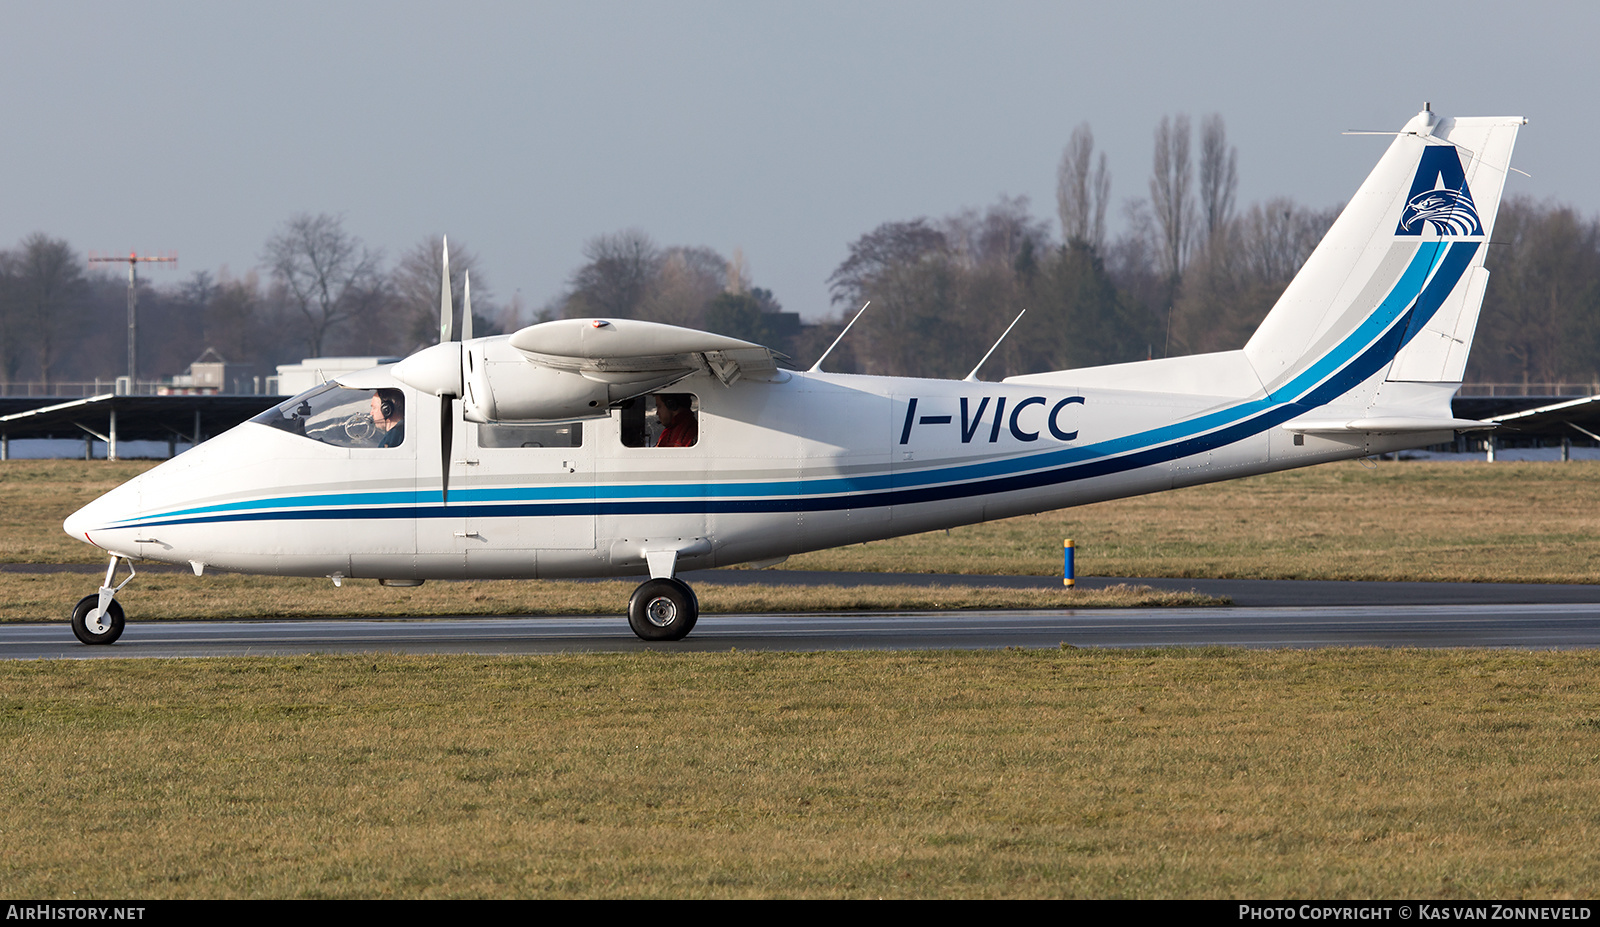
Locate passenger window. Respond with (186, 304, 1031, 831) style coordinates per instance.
(477, 422, 583, 448)
(618, 393, 698, 448)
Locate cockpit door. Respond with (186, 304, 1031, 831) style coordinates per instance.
(462, 418, 597, 577)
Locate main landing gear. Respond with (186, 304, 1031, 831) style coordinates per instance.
(72, 555, 135, 645)
(627, 577, 699, 641)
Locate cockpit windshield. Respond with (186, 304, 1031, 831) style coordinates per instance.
(250, 382, 406, 449)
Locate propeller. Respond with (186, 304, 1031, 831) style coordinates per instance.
(436, 267, 474, 503)
(392, 236, 466, 505)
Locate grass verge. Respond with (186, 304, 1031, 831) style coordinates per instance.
(782, 459, 1600, 582)
(0, 573, 1215, 623)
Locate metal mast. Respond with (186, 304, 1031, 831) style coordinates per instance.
(87, 251, 177, 392)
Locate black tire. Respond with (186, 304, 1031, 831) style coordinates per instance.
(71, 594, 125, 646)
(627, 578, 699, 642)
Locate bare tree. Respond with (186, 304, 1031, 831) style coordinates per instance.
(563, 229, 660, 319)
(726, 246, 750, 294)
(1149, 114, 1194, 280)
(0, 247, 17, 384)
(263, 214, 386, 357)
(829, 217, 1003, 378)
(1199, 114, 1239, 241)
(1234, 198, 1337, 285)
(1056, 123, 1111, 250)
(942, 195, 1052, 271)
(1169, 197, 1338, 356)
(1474, 197, 1600, 385)
(827, 219, 947, 308)
(7, 234, 88, 386)
(641, 245, 725, 327)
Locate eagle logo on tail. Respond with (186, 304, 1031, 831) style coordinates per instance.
(1399, 188, 1483, 236)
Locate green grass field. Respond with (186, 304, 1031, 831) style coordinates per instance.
(2, 458, 1598, 898)
(3, 649, 1597, 899)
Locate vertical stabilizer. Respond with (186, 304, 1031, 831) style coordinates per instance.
(1243, 108, 1523, 409)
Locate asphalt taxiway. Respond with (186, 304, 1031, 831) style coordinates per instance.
(4, 570, 1598, 658)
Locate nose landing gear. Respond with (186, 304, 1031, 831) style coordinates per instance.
(71, 555, 134, 645)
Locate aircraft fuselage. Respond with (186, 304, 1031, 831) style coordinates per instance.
(64, 364, 1431, 582)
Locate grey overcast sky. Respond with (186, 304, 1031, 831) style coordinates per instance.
(1, 1, 1593, 324)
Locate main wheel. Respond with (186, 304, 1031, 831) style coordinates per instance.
(71, 595, 125, 646)
(627, 578, 699, 642)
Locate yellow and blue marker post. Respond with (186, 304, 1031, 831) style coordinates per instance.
(1063, 538, 1075, 588)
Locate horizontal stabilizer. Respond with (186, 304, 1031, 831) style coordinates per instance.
(1284, 416, 1495, 434)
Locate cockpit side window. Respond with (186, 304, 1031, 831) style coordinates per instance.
(618, 393, 698, 448)
(251, 383, 407, 449)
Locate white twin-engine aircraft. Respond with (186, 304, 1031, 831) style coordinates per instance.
(63, 106, 1523, 645)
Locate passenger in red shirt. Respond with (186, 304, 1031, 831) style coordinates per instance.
(654, 394, 698, 447)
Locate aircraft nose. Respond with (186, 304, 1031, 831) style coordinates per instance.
(63, 479, 141, 550)
(64, 503, 100, 547)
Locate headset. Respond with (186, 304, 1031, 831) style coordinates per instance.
(375, 389, 401, 422)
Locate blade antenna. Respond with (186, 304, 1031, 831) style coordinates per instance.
(964, 309, 1026, 382)
(808, 301, 870, 373)
(461, 270, 473, 341)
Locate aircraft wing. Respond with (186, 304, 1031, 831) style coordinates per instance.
(507, 318, 785, 387)
(1486, 395, 1600, 434)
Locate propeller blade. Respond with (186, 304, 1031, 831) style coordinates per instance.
(461, 270, 473, 341)
(438, 236, 456, 503)
(439, 235, 453, 344)
(439, 396, 454, 505)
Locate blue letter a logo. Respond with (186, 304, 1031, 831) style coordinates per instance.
(1396, 146, 1483, 237)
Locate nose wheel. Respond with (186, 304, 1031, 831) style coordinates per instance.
(71, 595, 125, 645)
(627, 577, 699, 641)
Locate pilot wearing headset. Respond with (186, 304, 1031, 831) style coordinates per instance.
(370, 388, 406, 448)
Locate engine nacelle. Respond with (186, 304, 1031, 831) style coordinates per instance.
(461, 352, 611, 423)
